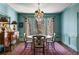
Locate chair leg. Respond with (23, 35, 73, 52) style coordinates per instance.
(48, 43, 49, 50)
(34, 48, 35, 55)
(31, 42, 34, 54)
(43, 47, 45, 55)
(51, 42, 55, 50)
(24, 43, 27, 50)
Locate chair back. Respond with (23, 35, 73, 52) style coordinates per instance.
(52, 33, 56, 41)
(24, 33, 27, 43)
(33, 35, 45, 47)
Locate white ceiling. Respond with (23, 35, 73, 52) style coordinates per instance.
(8, 3, 73, 13)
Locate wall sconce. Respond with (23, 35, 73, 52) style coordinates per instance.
(0, 17, 8, 31)
(11, 21, 17, 31)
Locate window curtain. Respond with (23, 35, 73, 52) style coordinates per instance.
(47, 18, 54, 35)
(35, 19, 45, 35)
(29, 18, 36, 35)
(24, 18, 30, 36)
(25, 17, 54, 35)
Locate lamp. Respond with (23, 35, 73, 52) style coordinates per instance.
(34, 3, 44, 21)
(0, 17, 8, 31)
(11, 21, 17, 31)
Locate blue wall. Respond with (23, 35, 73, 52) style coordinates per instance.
(0, 3, 17, 22)
(0, 4, 7, 15)
(77, 12, 79, 52)
(61, 4, 79, 51)
(18, 13, 61, 41)
(7, 5, 18, 23)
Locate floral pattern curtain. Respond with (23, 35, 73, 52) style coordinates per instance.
(47, 18, 54, 35)
(24, 17, 54, 36)
(35, 19, 44, 35)
(24, 18, 30, 36)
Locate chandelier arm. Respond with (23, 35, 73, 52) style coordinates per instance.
(35, 3, 44, 21)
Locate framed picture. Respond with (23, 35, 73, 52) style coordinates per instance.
(19, 22, 23, 28)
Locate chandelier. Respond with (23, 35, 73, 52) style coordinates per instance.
(34, 3, 44, 21)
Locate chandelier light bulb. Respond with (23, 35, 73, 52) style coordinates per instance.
(35, 3, 44, 21)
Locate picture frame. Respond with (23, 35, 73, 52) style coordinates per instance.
(19, 22, 23, 28)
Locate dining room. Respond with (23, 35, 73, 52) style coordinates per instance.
(0, 3, 79, 55)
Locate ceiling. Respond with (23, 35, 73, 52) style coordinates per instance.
(8, 3, 73, 13)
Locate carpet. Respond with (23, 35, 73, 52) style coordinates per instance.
(4, 42, 77, 55)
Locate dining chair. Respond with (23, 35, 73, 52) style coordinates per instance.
(46, 33, 56, 50)
(24, 33, 33, 50)
(32, 35, 45, 55)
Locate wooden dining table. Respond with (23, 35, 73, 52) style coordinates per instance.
(24, 35, 53, 54)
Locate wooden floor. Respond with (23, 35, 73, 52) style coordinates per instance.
(1, 42, 78, 55)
